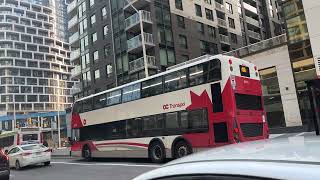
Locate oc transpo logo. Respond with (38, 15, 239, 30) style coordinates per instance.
(163, 102, 186, 110)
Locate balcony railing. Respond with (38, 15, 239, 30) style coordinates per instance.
(127, 33, 154, 51)
(217, 18, 227, 27)
(215, 2, 225, 11)
(246, 16, 260, 27)
(129, 56, 156, 73)
(248, 30, 261, 40)
(70, 48, 80, 61)
(69, 32, 79, 45)
(125, 10, 152, 30)
(71, 65, 81, 78)
(67, 0, 77, 14)
(224, 34, 287, 58)
(243, 2, 258, 14)
(68, 16, 78, 29)
(124, 0, 151, 11)
(220, 34, 230, 44)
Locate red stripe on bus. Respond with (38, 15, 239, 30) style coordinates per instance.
(95, 142, 148, 148)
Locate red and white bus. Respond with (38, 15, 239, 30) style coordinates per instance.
(70, 55, 269, 162)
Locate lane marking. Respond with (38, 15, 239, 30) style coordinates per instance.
(269, 134, 283, 139)
(52, 161, 161, 168)
(294, 132, 305, 137)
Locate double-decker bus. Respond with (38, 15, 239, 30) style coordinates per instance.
(0, 127, 42, 151)
(70, 55, 269, 163)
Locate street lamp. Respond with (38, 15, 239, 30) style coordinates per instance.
(56, 74, 61, 148)
(125, 0, 149, 78)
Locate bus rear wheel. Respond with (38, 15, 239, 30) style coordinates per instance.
(149, 141, 165, 163)
(173, 141, 192, 159)
(82, 145, 92, 161)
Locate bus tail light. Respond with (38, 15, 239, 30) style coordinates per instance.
(233, 119, 240, 143)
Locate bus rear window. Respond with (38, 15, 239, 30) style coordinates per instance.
(22, 134, 38, 141)
(235, 94, 262, 110)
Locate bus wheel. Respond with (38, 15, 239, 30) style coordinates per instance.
(149, 141, 165, 163)
(82, 145, 92, 161)
(173, 141, 192, 159)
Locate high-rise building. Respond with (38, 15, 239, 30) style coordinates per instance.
(0, 0, 74, 133)
(68, 0, 283, 99)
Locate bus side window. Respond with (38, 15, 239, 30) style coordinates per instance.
(204, 59, 221, 83)
(141, 76, 163, 98)
(188, 64, 204, 86)
(93, 93, 106, 110)
(73, 101, 82, 113)
(126, 118, 142, 138)
(83, 98, 93, 112)
(164, 70, 188, 92)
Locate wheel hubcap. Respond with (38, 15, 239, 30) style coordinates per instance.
(178, 146, 188, 157)
(84, 149, 90, 158)
(153, 145, 162, 160)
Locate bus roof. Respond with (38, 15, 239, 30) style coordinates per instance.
(74, 54, 254, 103)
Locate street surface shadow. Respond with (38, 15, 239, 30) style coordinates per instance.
(74, 157, 171, 164)
(11, 164, 51, 171)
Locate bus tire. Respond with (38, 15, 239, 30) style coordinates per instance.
(173, 140, 192, 159)
(82, 145, 92, 161)
(149, 141, 166, 163)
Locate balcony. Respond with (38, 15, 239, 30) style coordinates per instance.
(127, 33, 155, 53)
(69, 32, 79, 45)
(129, 56, 157, 74)
(248, 30, 261, 40)
(215, 2, 225, 12)
(125, 10, 152, 32)
(68, 16, 78, 30)
(71, 82, 81, 95)
(124, 0, 151, 13)
(220, 34, 230, 44)
(217, 18, 227, 27)
(67, 0, 77, 14)
(246, 16, 260, 27)
(70, 48, 80, 61)
(243, 2, 258, 14)
(71, 65, 81, 78)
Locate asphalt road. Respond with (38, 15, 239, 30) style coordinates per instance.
(10, 158, 160, 180)
(10, 132, 318, 180)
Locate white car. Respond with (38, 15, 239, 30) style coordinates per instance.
(134, 136, 320, 180)
(7, 144, 51, 170)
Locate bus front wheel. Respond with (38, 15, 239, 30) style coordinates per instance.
(82, 145, 92, 161)
(173, 140, 192, 159)
(149, 141, 166, 163)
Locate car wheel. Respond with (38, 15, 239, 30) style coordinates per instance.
(15, 160, 21, 170)
(173, 140, 192, 159)
(149, 141, 166, 163)
(44, 161, 50, 166)
(82, 145, 92, 161)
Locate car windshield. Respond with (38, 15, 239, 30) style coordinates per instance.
(21, 144, 46, 151)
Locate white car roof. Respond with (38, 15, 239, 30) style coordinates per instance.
(134, 136, 320, 180)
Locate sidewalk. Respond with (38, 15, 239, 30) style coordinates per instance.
(51, 147, 71, 157)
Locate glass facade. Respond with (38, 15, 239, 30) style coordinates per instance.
(259, 67, 286, 128)
(282, 0, 315, 126)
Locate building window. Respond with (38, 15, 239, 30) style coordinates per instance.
(176, 15, 185, 28)
(226, 2, 233, 14)
(175, 0, 183, 10)
(90, 0, 94, 7)
(200, 41, 218, 55)
(259, 67, 286, 128)
(181, 55, 189, 62)
(94, 69, 100, 80)
(101, 7, 107, 19)
(93, 50, 99, 61)
(179, 35, 188, 49)
(80, 35, 89, 51)
(197, 22, 204, 34)
(205, 8, 214, 21)
(195, 4, 202, 17)
(103, 25, 109, 37)
(91, 14, 96, 25)
(228, 17, 235, 29)
(92, 32, 97, 43)
(208, 25, 216, 38)
(230, 33, 237, 43)
(204, 0, 212, 5)
(81, 53, 90, 69)
(79, 18, 87, 35)
(104, 45, 111, 57)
